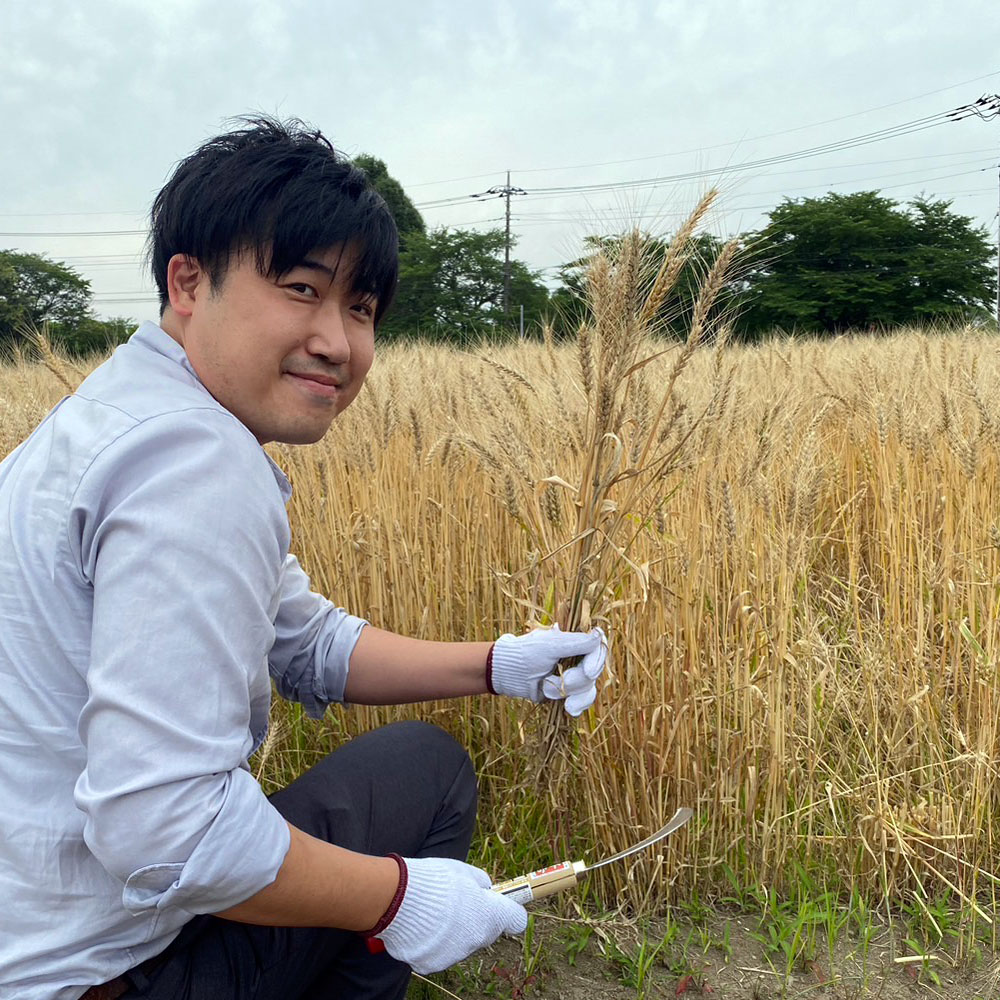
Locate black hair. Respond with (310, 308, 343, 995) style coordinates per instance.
(148, 115, 398, 324)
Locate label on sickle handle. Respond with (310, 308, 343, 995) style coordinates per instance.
(492, 860, 584, 903)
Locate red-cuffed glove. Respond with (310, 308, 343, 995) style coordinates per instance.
(368, 855, 527, 974)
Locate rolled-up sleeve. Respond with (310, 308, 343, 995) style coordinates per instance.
(71, 411, 292, 917)
(268, 555, 368, 718)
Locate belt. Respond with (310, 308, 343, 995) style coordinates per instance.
(80, 949, 170, 1000)
(80, 978, 130, 1000)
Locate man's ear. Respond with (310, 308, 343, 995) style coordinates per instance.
(165, 255, 209, 318)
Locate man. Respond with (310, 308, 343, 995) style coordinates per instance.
(0, 117, 607, 1000)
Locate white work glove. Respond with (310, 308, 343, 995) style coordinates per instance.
(373, 856, 527, 974)
(489, 624, 608, 716)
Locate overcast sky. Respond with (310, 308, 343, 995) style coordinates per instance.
(2, 0, 998, 321)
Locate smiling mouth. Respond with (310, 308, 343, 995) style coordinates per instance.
(285, 372, 342, 399)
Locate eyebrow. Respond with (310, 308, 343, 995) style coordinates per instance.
(296, 259, 338, 283)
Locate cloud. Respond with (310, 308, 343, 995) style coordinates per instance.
(1, 0, 997, 320)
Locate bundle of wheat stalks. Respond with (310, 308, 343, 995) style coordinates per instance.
(4, 198, 999, 937)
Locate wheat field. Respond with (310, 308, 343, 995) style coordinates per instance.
(5, 317, 999, 936)
(280, 324, 1000, 925)
(4, 197, 1000, 945)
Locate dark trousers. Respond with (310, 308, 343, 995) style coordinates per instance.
(122, 721, 478, 1000)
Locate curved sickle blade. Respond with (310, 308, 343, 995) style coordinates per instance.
(583, 807, 694, 873)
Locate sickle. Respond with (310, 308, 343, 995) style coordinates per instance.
(491, 807, 694, 903)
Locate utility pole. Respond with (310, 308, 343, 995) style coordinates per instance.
(949, 94, 1000, 327)
(503, 170, 513, 316)
(471, 173, 526, 318)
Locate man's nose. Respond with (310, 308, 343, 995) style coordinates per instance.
(307, 308, 351, 363)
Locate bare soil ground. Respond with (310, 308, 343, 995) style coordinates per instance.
(407, 909, 1000, 1000)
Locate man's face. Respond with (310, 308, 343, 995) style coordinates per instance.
(172, 246, 376, 445)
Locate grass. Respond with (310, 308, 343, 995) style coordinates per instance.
(403, 887, 996, 998)
(4, 218, 1000, 987)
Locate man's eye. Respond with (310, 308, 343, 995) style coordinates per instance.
(289, 283, 317, 297)
(352, 302, 375, 318)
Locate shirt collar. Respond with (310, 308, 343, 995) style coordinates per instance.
(131, 320, 199, 381)
(129, 321, 293, 503)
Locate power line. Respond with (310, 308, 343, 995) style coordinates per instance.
(410, 108, 985, 211)
(512, 190, 997, 228)
(418, 159, 997, 223)
(58, 253, 145, 261)
(518, 112, 969, 199)
(948, 95, 1000, 325)
(401, 69, 1000, 187)
(465, 151, 998, 216)
(0, 210, 145, 219)
(689, 150, 993, 183)
(0, 228, 147, 238)
(92, 296, 159, 302)
(22, 154, 991, 252)
(510, 70, 1000, 176)
(510, 185, 997, 231)
(2, 106, 993, 228)
(510, 166, 997, 222)
(5, 96, 998, 300)
(4, 74, 998, 223)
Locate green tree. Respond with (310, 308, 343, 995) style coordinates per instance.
(739, 191, 997, 336)
(380, 227, 549, 343)
(0, 250, 135, 356)
(353, 154, 425, 248)
(349, 158, 549, 340)
(63, 315, 134, 355)
(0, 250, 92, 348)
(905, 195, 997, 323)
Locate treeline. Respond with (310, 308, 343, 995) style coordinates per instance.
(1, 155, 997, 356)
(0, 251, 134, 356)
(374, 155, 997, 341)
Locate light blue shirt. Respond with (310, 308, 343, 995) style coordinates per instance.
(0, 323, 368, 999)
